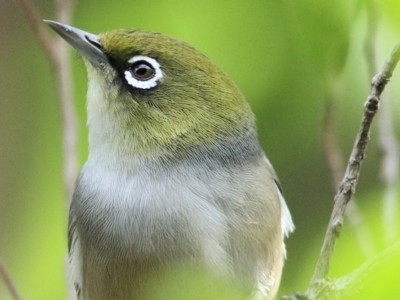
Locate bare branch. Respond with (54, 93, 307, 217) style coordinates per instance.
(53, 0, 78, 205)
(53, 0, 78, 298)
(12, 0, 78, 299)
(12, 0, 56, 62)
(0, 257, 22, 300)
(13, 0, 78, 204)
(364, 0, 399, 244)
(322, 77, 375, 258)
(305, 43, 400, 299)
(364, 0, 400, 244)
(56, 0, 75, 23)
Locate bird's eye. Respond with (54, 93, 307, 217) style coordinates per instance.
(124, 55, 163, 90)
(130, 61, 155, 81)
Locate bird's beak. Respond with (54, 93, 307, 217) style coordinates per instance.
(44, 20, 108, 67)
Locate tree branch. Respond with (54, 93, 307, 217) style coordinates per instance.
(12, 0, 78, 299)
(53, 0, 78, 206)
(305, 43, 400, 299)
(322, 77, 375, 258)
(13, 0, 56, 61)
(13, 0, 78, 206)
(0, 257, 22, 300)
(364, 0, 400, 244)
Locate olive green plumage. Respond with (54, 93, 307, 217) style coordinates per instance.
(90, 29, 254, 157)
(45, 20, 294, 300)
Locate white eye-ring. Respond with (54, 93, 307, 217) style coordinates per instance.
(124, 55, 163, 89)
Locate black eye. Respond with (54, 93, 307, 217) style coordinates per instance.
(130, 61, 155, 81)
(124, 56, 163, 89)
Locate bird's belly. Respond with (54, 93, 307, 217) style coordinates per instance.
(73, 164, 230, 269)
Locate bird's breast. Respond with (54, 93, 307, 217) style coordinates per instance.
(71, 159, 230, 265)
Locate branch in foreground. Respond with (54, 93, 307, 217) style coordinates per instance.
(307, 42, 400, 297)
(322, 77, 375, 258)
(13, 0, 56, 61)
(53, 0, 79, 206)
(0, 257, 21, 300)
(364, 0, 399, 244)
(12, 0, 78, 299)
(283, 43, 400, 300)
(13, 0, 78, 206)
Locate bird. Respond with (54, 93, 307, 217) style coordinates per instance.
(45, 20, 294, 300)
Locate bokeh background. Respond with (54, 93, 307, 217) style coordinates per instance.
(1, 0, 400, 299)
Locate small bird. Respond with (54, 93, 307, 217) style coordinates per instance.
(45, 20, 294, 300)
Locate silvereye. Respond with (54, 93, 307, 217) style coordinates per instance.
(45, 20, 294, 300)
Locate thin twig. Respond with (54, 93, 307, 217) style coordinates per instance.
(54, 1, 79, 298)
(53, 0, 79, 298)
(54, 0, 78, 205)
(13, 0, 78, 205)
(12, 0, 56, 62)
(306, 43, 400, 299)
(323, 75, 375, 259)
(364, 0, 400, 244)
(12, 0, 79, 299)
(0, 257, 22, 300)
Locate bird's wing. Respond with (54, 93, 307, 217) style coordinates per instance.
(250, 156, 294, 300)
(67, 214, 83, 299)
(263, 156, 295, 240)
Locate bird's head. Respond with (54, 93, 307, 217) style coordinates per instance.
(46, 21, 256, 162)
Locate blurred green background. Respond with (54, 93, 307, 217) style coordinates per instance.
(1, 0, 400, 299)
